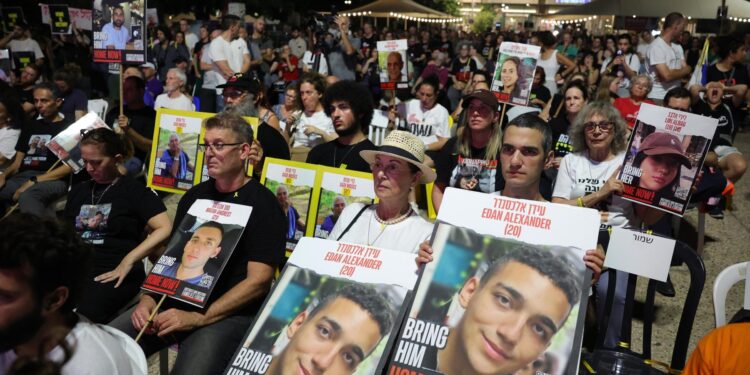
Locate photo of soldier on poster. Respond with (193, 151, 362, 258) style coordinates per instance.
(225, 237, 419, 375)
(92, 0, 147, 64)
(143, 199, 252, 307)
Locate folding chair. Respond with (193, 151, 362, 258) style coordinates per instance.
(87, 99, 109, 120)
(581, 241, 706, 373)
(713, 261, 750, 327)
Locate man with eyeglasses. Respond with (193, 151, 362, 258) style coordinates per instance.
(111, 112, 286, 374)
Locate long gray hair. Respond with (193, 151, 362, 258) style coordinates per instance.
(569, 101, 628, 154)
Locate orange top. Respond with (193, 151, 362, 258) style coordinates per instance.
(683, 323, 750, 375)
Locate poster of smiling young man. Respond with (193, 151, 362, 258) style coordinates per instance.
(387, 188, 599, 375)
(142, 199, 252, 307)
(261, 158, 318, 254)
(619, 103, 717, 215)
(378, 39, 409, 91)
(46, 112, 109, 173)
(312, 166, 377, 240)
(224, 237, 419, 375)
(92, 0, 147, 64)
(491, 42, 540, 106)
(148, 108, 211, 194)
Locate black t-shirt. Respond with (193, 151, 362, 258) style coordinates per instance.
(435, 137, 504, 194)
(63, 176, 166, 271)
(105, 105, 156, 162)
(450, 57, 477, 83)
(692, 100, 736, 148)
(549, 116, 574, 158)
(530, 85, 552, 108)
(163, 178, 286, 314)
(360, 35, 378, 56)
(257, 121, 291, 162)
(705, 63, 750, 87)
(306, 138, 377, 173)
(16, 116, 73, 172)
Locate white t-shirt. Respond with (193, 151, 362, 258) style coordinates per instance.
(328, 203, 433, 253)
(184, 32, 199, 52)
(301, 51, 329, 75)
(154, 93, 195, 111)
(647, 37, 685, 100)
(0, 127, 21, 159)
(8, 38, 44, 59)
(210, 36, 233, 92)
(201, 43, 218, 90)
(399, 100, 450, 146)
(553, 151, 635, 228)
(0, 320, 147, 375)
(292, 110, 334, 148)
(229, 38, 249, 73)
(600, 53, 641, 97)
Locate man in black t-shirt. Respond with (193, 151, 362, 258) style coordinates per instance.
(306, 80, 377, 172)
(690, 81, 747, 183)
(111, 112, 286, 375)
(0, 83, 73, 215)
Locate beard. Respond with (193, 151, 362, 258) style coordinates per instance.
(223, 95, 259, 118)
(336, 120, 361, 138)
(0, 303, 45, 352)
(114, 19, 124, 28)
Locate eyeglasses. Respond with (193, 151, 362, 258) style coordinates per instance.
(223, 90, 246, 99)
(583, 121, 614, 132)
(198, 142, 243, 152)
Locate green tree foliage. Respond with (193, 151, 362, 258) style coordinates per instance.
(471, 5, 496, 34)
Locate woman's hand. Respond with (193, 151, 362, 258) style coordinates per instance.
(584, 246, 606, 283)
(601, 166, 623, 196)
(95, 259, 135, 288)
(415, 241, 433, 266)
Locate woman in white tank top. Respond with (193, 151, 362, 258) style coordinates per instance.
(534, 31, 576, 96)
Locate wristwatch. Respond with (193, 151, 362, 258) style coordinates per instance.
(30, 176, 38, 184)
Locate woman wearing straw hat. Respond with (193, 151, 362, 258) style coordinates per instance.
(327, 131, 436, 253)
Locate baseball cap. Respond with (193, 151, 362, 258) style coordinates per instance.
(217, 73, 261, 94)
(461, 89, 499, 110)
(639, 132, 691, 168)
(140, 62, 156, 70)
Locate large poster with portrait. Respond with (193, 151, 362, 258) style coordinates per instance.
(47, 112, 109, 173)
(387, 188, 599, 375)
(92, 0, 147, 64)
(378, 39, 409, 91)
(619, 103, 717, 215)
(224, 237, 419, 375)
(147, 108, 211, 194)
(312, 167, 376, 240)
(491, 42, 540, 106)
(261, 158, 317, 254)
(142, 199, 252, 307)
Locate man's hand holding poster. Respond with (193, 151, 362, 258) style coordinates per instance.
(92, 0, 147, 64)
(491, 42, 540, 107)
(619, 103, 717, 215)
(225, 237, 419, 375)
(387, 188, 599, 375)
(261, 158, 317, 253)
(47, 112, 109, 173)
(378, 39, 409, 91)
(143, 199, 252, 307)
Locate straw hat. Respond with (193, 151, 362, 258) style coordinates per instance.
(360, 131, 436, 184)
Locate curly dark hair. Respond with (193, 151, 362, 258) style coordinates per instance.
(480, 244, 582, 307)
(309, 283, 394, 337)
(0, 214, 92, 313)
(322, 80, 374, 135)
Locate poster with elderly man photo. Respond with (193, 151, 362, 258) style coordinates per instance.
(387, 188, 599, 375)
(619, 103, 717, 215)
(378, 39, 409, 91)
(224, 237, 419, 375)
(143, 199, 252, 307)
(491, 42, 540, 107)
(92, 0, 147, 63)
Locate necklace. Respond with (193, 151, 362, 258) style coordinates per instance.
(333, 139, 364, 167)
(367, 206, 413, 246)
(91, 177, 119, 205)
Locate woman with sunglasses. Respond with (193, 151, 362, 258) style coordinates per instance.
(552, 101, 664, 349)
(432, 90, 503, 212)
(64, 128, 171, 324)
(328, 131, 435, 253)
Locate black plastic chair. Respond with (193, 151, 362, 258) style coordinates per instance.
(581, 240, 706, 374)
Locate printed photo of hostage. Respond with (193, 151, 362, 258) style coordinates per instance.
(143, 199, 252, 307)
(274, 184, 308, 249)
(389, 223, 588, 375)
(378, 40, 409, 91)
(228, 267, 405, 375)
(152, 129, 198, 190)
(621, 123, 708, 214)
(491, 42, 541, 106)
(92, 0, 146, 63)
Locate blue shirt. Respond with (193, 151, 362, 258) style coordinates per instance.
(101, 23, 129, 49)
